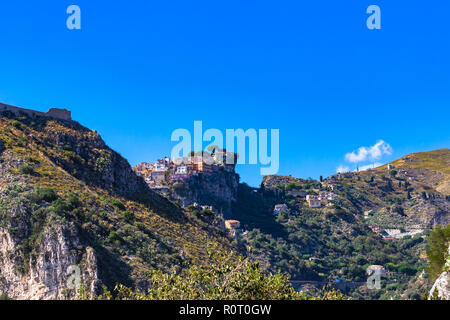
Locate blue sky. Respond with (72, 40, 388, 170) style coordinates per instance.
(0, 1, 449, 186)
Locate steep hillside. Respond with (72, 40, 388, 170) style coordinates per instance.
(389, 149, 450, 195)
(0, 110, 237, 299)
(228, 150, 450, 299)
(331, 149, 450, 227)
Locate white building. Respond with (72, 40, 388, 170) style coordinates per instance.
(176, 166, 188, 174)
(308, 199, 321, 208)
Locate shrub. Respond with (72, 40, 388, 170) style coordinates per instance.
(38, 188, 57, 201)
(426, 225, 450, 280)
(108, 231, 122, 243)
(19, 164, 34, 175)
(397, 265, 417, 276)
(122, 211, 134, 222)
(66, 195, 81, 210)
(92, 250, 349, 300)
(11, 120, 22, 128)
(32, 188, 58, 203)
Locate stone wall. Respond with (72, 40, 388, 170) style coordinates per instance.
(0, 103, 71, 121)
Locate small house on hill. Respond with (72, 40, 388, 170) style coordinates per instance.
(225, 220, 241, 230)
(273, 204, 289, 215)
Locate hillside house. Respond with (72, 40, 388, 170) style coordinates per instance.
(176, 166, 188, 174)
(195, 161, 213, 173)
(273, 204, 289, 215)
(364, 210, 375, 219)
(170, 174, 189, 183)
(319, 191, 335, 201)
(329, 183, 339, 190)
(308, 199, 321, 208)
(225, 220, 241, 230)
(150, 171, 166, 184)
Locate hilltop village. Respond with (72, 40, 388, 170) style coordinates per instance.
(133, 150, 237, 187)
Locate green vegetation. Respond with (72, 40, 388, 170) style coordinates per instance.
(0, 113, 239, 296)
(111, 199, 126, 211)
(233, 177, 429, 299)
(426, 225, 450, 280)
(87, 251, 348, 300)
(19, 164, 34, 175)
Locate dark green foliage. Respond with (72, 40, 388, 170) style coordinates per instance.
(397, 265, 418, 276)
(11, 120, 22, 129)
(31, 188, 58, 203)
(122, 211, 134, 222)
(108, 231, 122, 243)
(91, 251, 349, 300)
(426, 225, 450, 280)
(112, 200, 126, 211)
(19, 164, 34, 175)
(0, 293, 12, 300)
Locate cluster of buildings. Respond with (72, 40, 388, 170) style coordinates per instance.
(306, 191, 335, 208)
(134, 152, 236, 187)
(322, 176, 343, 191)
(272, 191, 335, 215)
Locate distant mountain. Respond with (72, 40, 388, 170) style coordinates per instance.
(389, 148, 450, 195)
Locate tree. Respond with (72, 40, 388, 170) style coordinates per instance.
(90, 250, 348, 300)
(426, 225, 450, 280)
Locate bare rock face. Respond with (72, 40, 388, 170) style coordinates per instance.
(167, 168, 239, 217)
(0, 222, 101, 300)
(429, 244, 450, 300)
(429, 272, 450, 300)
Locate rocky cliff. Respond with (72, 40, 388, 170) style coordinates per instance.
(0, 110, 236, 299)
(165, 168, 239, 217)
(429, 271, 450, 300)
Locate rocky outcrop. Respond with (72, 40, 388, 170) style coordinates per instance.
(429, 271, 450, 300)
(0, 222, 101, 299)
(167, 168, 239, 217)
(429, 244, 450, 300)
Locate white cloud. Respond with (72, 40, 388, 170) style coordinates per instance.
(345, 140, 392, 163)
(336, 165, 350, 173)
